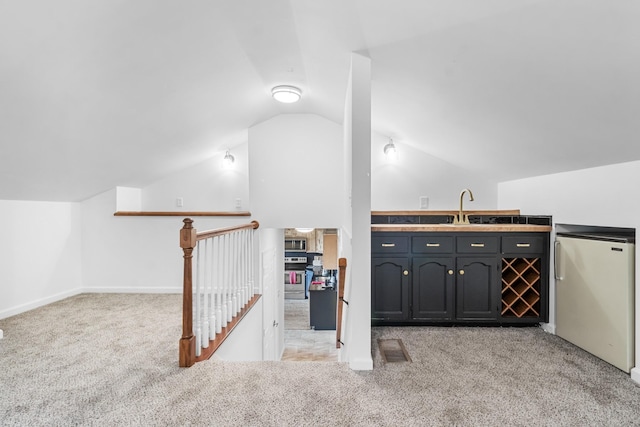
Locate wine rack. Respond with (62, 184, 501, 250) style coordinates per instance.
(501, 258, 541, 318)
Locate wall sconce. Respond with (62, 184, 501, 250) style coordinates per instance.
(223, 150, 235, 168)
(272, 85, 302, 103)
(383, 138, 397, 160)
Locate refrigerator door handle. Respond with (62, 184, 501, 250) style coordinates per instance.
(554, 240, 563, 280)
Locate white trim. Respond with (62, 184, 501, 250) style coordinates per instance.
(349, 356, 373, 371)
(82, 287, 181, 294)
(0, 287, 181, 320)
(0, 288, 82, 320)
(541, 322, 556, 334)
(631, 367, 640, 385)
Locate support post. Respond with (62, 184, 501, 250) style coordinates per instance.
(179, 218, 197, 367)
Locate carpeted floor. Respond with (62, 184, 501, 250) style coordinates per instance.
(1, 293, 640, 426)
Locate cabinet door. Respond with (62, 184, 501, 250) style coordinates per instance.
(412, 257, 455, 320)
(371, 257, 409, 321)
(455, 257, 498, 321)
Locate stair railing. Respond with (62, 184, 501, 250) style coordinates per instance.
(179, 218, 260, 367)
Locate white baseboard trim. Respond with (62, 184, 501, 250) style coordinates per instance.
(631, 367, 640, 385)
(0, 288, 83, 320)
(0, 329, 3, 339)
(0, 287, 181, 320)
(349, 356, 373, 371)
(541, 322, 556, 334)
(82, 287, 181, 294)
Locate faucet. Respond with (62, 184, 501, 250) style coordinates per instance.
(453, 188, 474, 224)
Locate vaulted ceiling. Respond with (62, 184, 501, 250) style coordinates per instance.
(1, 0, 638, 202)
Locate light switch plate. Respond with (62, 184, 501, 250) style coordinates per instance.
(176, 197, 183, 208)
(419, 196, 429, 209)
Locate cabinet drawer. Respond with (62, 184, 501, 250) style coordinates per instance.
(502, 235, 544, 254)
(371, 236, 409, 253)
(456, 236, 498, 253)
(412, 236, 454, 253)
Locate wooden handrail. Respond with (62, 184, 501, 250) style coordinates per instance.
(196, 220, 260, 241)
(336, 257, 347, 349)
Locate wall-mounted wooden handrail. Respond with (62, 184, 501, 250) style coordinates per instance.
(336, 257, 347, 349)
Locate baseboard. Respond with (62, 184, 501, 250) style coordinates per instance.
(541, 322, 556, 334)
(0, 288, 82, 320)
(349, 356, 373, 371)
(0, 287, 181, 320)
(631, 367, 640, 385)
(82, 287, 182, 294)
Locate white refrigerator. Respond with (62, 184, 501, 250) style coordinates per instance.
(555, 233, 635, 372)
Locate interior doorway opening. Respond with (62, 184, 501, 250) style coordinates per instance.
(282, 227, 340, 362)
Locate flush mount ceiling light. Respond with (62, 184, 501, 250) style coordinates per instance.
(384, 138, 397, 160)
(295, 228, 314, 233)
(272, 85, 302, 103)
(223, 150, 235, 168)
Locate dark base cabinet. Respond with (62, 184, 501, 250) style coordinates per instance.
(310, 289, 337, 330)
(371, 231, 549, 326)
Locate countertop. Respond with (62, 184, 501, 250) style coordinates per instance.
(371, 223, 552, 232)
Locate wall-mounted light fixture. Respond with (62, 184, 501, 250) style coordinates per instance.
(223, 150, 235, 168)
(272, 85, 302, 103)
(383, 138, 397, 160)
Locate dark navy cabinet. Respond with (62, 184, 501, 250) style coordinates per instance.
(372, 231, 549, 326)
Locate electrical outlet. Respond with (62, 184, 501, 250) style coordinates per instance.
(176, 197, 183, 208)
(419, 196, 429, 209)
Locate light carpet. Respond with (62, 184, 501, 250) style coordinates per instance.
(1, 293, 640, 426)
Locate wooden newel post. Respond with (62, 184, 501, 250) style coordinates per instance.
(179, 218, 197, 367)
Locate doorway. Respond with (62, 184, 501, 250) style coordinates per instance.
(282, 227, 339, 361)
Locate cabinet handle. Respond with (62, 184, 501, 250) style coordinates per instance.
(381, 243, 396, 247)
(426, 243, 440, 247)
(403, 270, 409, 276)
(470, 243, 485, 248)
(516, 243, 531, 248)
(459, 269, 465, 275)
(448, 270, 454, 275)
(554, 240, 563, 280)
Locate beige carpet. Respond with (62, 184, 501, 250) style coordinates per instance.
(2, 293, 640, 426)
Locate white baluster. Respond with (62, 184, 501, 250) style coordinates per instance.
(194, 244, 202, 356)
(214, 235, 222, 334)
(201, 239, 209, 348)
(221, 233, 229, 327)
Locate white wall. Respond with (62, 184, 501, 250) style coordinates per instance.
(142, 144, 250, 212)
(82, 188, 250, 292)
(372, 134, 498, 210)
(0, 200, 82, 318)
(497, 160, 640, 382)
(248, 114, 344, 229)
(214, 298, 264, 361)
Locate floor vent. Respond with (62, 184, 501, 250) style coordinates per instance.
(378, 339, 412, 363)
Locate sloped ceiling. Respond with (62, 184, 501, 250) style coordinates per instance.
(1, 0, 638, 202)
